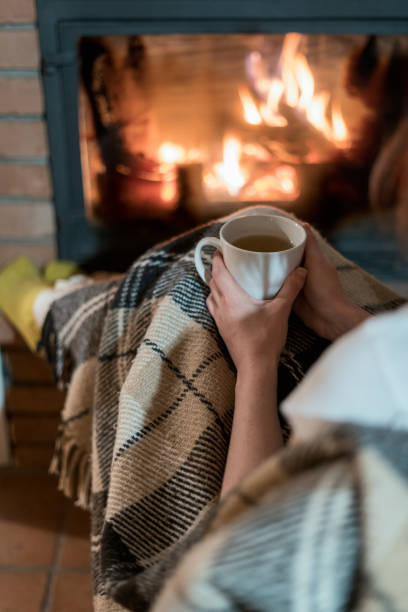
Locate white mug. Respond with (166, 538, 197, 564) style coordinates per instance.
(194, 213, 306, 299)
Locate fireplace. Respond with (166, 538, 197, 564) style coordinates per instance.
(78, 33, 358, 223)
(37, 1, 408, 275)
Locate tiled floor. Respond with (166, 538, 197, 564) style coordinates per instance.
(0, 468, 93, 612)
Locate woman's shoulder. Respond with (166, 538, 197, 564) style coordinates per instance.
(282, 303, 408, 436)
(362, 301, 408, 337)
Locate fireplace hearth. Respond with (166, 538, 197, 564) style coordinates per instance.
(36, 1, 408, 272)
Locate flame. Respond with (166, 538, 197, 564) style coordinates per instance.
(204, 135, 300, 202)
(214, 135, 246, 196)
(243, 143, 272, 162)
(295, 55, 314, 109)
(306, 91, 331, 135)
(154, 34, 351, 206)
(260, 79, 288, 127)
(160, 180, 177, 203)
(241, 165, 299, 201)
(331, 103, 348, 144)
(280, 33, 302, 107)
(275, 166, 298, 195)
(158, 142, 185, 164)
(238, 87, 262, 125)
(241, 33, 349, 147)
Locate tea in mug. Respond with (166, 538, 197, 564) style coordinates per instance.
(232, 234, 293, 253)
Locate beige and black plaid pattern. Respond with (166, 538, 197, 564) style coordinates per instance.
(41, 208, 405, 611)
(152, 425, 408, 612)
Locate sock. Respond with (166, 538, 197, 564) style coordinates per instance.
(0, 257, 50, 351)
(32, 274, 89, 329)
(43, 260, 82, 284)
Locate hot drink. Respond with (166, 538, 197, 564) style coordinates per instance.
(232, 234, 293, 252)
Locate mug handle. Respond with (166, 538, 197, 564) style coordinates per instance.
(194, 237, 222, 284)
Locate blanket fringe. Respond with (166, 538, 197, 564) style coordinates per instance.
(38, 308, 73, 383)
(50, 435, 91, 510)
(41, 306, 91, 509)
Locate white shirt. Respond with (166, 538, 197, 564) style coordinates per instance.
(282, 304, 408, 438)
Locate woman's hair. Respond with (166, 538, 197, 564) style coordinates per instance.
(318, 36, 408, 238)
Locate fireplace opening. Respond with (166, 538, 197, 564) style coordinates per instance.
(78, 33, 384, 232)
(34, 1, 408, 291)
(76, 31, 408, 285)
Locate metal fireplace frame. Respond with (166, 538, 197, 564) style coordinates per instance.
(36, 0, 408, 266)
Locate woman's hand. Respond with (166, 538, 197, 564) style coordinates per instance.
(206, 252, 307, 372)
(294, 225, 371, 341)
(207, 252, 306, 495)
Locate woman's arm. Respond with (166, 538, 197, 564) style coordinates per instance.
(207, 224, 372, 498)
(221, 366, 282, 497)
(207, 253, 307, 497)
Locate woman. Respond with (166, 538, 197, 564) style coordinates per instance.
(153, 222, 408, 611)
(207, 224, 374, 497)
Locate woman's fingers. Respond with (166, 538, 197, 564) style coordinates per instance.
(211, 252, 248, 299)
(277, 267, 308, 308)
(211, 251, 306, 313)
(206, 293, 217, 315)
(209, 277, 221, 300)
(303, 224, 328, 268)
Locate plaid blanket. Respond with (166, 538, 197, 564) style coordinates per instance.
(40, 207, 405, 611)
(152, 423, 408, 611)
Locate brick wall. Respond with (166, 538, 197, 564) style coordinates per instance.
(0, 1, 61, 468)
(0, 0, 56, 271)
(2, 334, 65, 468)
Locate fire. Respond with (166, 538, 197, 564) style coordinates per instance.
(280, 33, 302, 108)
(214, 135, 246, 196)
(295, 55, 314, 110)
(276, 166, 298, 195)
(243, 143, 272, 162)
(155, 33, 350, 206)
(331, 103, 348, 144)
(240, 33, 349, 147)
(238, 87, 262, 125)
(241, 165, 299, 201)
(260, 79, 287, 127)
(160, 180, 178, 204)
(205, 33, 351, 203)
(306, 91, 331, 134)
(158, 142, 185, 164)
(204, 133, 298, 202)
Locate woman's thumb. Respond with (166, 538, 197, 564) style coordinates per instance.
(278, 267, 307, 304)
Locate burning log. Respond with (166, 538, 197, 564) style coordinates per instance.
(80, 35, 182, 221)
